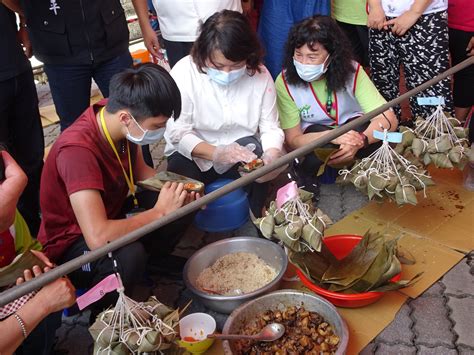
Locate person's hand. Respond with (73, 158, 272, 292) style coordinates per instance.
(16, 264, 76, 314)
(254, 148, 287, 183)
(328, 143, 361, 166)
(331, 130, 365, 146)
(385, 10, 420, 36)
(241, 0, 252, 15)
(467, 37, 474, 56)
(184, 191, 200, 206)
(30, 250, 54, 268)
(142, 24, 161, 58)
(17, 27, 32, 58)
(154, 182, 187, 215)
(212, 143, 257, 174)
(0, 151, 27, 232)
(367, 5, 387, 30)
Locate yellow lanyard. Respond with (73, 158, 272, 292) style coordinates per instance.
(99, 107, 139, 208)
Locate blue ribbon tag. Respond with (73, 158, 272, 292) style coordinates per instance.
(417, 97, 445, 106)
(373, 130, 403, 143)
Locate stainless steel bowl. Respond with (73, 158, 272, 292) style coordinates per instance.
(183, 237, 288, 314)
(222, 289, 349, 355)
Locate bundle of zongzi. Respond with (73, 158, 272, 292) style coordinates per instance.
(395, 105, 471, 170)
(89, 294, 181, 355)
(338, 130, 434, 206)
(254, 187, 332, 252)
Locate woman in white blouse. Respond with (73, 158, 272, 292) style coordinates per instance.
(164, 10, 284, 216)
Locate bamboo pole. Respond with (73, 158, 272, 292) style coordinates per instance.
(1, 56, 472, 307)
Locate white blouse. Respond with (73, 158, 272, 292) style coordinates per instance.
(381, 0, 447, 17)
(164, 55, 284, 172)
(151, 0, 242, 42)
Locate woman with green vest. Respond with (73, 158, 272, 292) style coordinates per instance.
(275, 16, 398, 196)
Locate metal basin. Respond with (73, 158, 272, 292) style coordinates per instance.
(222, 289, 349, 354)
(183, 237, 288, 314)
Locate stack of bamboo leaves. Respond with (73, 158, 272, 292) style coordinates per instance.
(337, 130, 434, 206)
(289, 231, 421, 294)
(395, 105, 471, 169)
(254, 189, 332, 253)
(89, 294, 181, 354)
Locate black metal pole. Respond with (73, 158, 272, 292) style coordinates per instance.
(0, 56, 472, 307)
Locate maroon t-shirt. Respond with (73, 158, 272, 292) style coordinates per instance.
(38, 100, 138, 262)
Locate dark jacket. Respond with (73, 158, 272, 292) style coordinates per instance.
(21, 0, 129, 65)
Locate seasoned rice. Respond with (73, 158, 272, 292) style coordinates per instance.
(196, 252, 277, 296)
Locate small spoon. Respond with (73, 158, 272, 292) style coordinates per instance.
(207, 323, 285, 342)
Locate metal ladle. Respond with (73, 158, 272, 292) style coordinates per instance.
(207, 323, 285, 342)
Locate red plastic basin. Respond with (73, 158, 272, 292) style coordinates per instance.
(296, 234, 401, 308)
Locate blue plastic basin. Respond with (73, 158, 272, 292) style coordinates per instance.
(194, 179, 249, 232)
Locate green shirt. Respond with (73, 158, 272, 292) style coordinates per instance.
(276, 68, 387, 130)
(13, 210, 42, 254)
(332, 0, 368, 26)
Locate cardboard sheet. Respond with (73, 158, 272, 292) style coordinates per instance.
(204, 167, 472, 354)
(40, 94, 103, 128)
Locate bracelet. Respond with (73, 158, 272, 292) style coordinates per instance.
(360, 133, 369, 148)
(13, 313, 27, 339)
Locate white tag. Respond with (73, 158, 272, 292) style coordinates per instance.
(416, 97, 445, 106)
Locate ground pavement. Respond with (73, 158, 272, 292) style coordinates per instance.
(38, 84, 473, 355)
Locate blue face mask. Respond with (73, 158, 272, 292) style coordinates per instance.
(293, 55, 330, 82)
(125, 115, 165, 146)
(207, 66, 247, 85)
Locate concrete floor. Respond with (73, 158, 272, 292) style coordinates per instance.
(37, 82, 473, 355)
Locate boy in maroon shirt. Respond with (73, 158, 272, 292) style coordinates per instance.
(38, 63, 198, 313)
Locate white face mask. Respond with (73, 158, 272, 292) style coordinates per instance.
(125, 114, 165, 146)
(293, 55, 330, 82)
(207, 66, 247, 85)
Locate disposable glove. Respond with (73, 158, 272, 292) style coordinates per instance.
(212, 143, 257, 174)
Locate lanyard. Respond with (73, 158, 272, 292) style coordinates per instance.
(99, 107, 139, 208)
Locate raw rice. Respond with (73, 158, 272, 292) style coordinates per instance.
(196, 252, 277, 296)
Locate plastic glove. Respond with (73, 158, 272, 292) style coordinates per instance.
(212, 143, 257, 174)
(255, 148, 288, 183)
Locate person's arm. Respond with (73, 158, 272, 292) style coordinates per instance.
(166, 64, 212, 160)
(328, 68, 398, 165)
(0, 151, 27, 232)
(385, 0, 433, 36)
(0, 261, 75, 354)
(352, 67, 399, 143)
(70, 181, 190, 250)
(1, 0, 23, 15)
(258, 73, 285, 153)
(467, 37, 474, 56)
(241, 0, 253, 15)
(131, 0, 161, 57)
(367, 0, 387, 30)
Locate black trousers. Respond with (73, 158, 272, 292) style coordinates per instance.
(336, 20, 369, 67)
(59, 190, 193, 313)
(162, 39, 194, 68)
(167, 136, 268, 217)
(0, 69, 44, 236)
(298, 122, 378, 177)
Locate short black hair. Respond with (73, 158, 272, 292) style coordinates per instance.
(106, 63, 181, 121)
(282, 16, 355, 92)
(191, 10, 263, 75)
